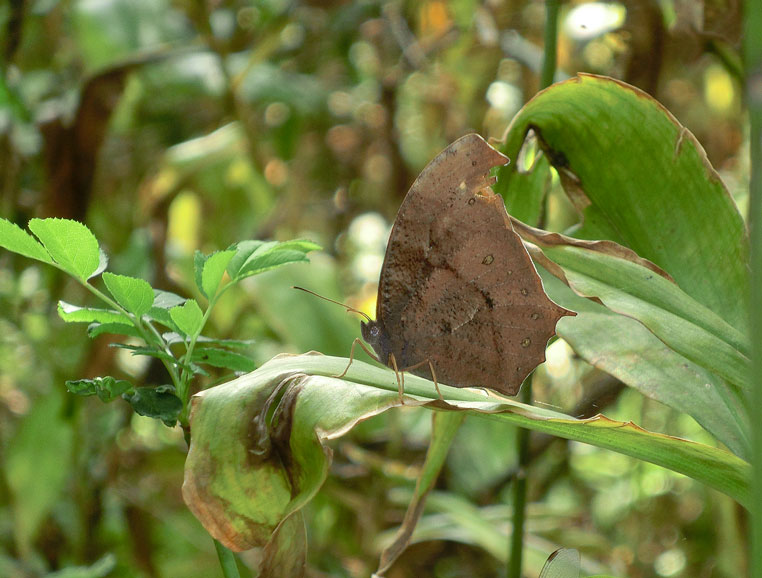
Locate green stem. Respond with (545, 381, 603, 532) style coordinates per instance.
(214, 539, 241, 578)
(508, 376, 532, 578)
(540, 0, 560, 90)
(507, 3, 560, 575)
(745, 0, 762, 573)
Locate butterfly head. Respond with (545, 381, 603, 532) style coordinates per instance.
(361, 319, 392, 362)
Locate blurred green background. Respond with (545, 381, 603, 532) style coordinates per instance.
(0, 1, 748, 577)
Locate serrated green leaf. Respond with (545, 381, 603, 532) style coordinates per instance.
(227, 239, 320, 281)
(191, 347, 256, 372)
(123, 385, 182, 426)
(194, 251, 208, 298)
(110, 344, 186, 367)
(169, 299, 204, 336)
(66, 376, 134, 402)
(0, 218, 53, 264)
(58, 302, 126, 325)
(86, 322, 142, 340)
(28, 218, 101, 281)
(226, 240, 268, 278)
(153, 290, 186, 309)
(200, 250, 235, 299)
(101, 272, 154, 317)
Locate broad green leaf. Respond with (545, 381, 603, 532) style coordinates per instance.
(497, 74, 748, 332)
(123, 385, 183, 426)
(542, 244, 749, 393)
(4, 391, 74, 555)
(58, 301, 125, 325)
(102, 272, 154, 317)
(28, 218, 101, 281)
(198, 250, 235, 299)
(0, 218, 53, 264)
(540, 272, 749, 459)
(66, 376, 134, 402)
(169, 299, 204, 336)
(191, 347, 256, 372)
(183, 354, 749, 558)
(493, 142, 551, 226)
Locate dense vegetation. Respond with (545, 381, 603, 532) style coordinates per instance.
(0, 1, 757, 577)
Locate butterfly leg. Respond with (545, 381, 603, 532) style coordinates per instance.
(334, 338, 380, 379)
(400, 359, 443, 400)
(427, 360, 443, 400)
(389, 353, 405, 405)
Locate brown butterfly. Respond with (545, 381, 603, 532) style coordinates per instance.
(300, 133, 574, 398)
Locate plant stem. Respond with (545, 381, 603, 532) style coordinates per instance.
(745, 0, 762, 574)
(214, 539, 241, 578)
(508, 376, 532, 578)
(540, 0, 560, 90)
(507, 3, 560, 575)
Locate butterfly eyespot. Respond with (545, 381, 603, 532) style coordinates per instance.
(520, 288, 529, 296)
(371, 326, 380, 337)
(531, 312, 540, 320)
(467, 197, 475, 205)
(521, 338, 531, 348)
(482, 254, 494, 265)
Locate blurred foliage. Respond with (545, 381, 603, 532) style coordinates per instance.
(0, 0, 749, 577)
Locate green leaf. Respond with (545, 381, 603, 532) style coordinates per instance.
(228, 239, 320, 281)
(66, 376, 134, 402)
(493, 143, 551, 226)
(102, 272, 155, 317)
(543, 244, 749, 392)
(123, 385, 183, 426)
(27, 218, 102, 281)
(4, 391, 74, 555)
(169, 299, 204, 336)
(540, 548, 580, 578)
(497, 74, 749, 332)
(0, 218, 53, 264)
(191, 347, 256, 372)
(540, 271, 749, 460)
(58, 301, 125, 325)
(45, 554, 116, 578)
(183, 354, 749, 557)
(147, 290, 186, 331)
(86, 322, 142, 340)
(197, 250, 235, 299)
(377, 412, 465, 574)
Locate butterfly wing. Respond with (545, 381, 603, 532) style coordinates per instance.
(376, 134, 573, 395)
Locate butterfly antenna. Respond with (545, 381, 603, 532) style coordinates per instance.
(292, 286, 372, 322)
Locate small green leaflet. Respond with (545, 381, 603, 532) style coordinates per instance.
(195, 249, 235, 299)
(227, 239, 320, 281)
(58, 302, 125, 325)
(66, 377, 134, 403)
(0, 218, 53, 264)
(169, 299, 204, 336)
(191, 347, 256, 372)
(28, 218, 102, 281)
(123, 385, 182, 426)
(102, 272, 155, 317)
